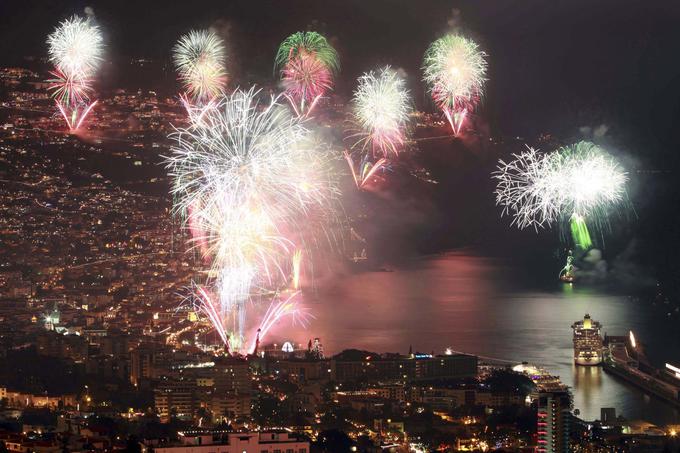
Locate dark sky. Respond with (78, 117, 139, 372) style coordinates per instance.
(2, 0, 680, 289)
(2, 0, 680, 153)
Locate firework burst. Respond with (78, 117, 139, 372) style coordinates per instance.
(165, 87, 339, 353)
(550, 141, 628, 222)
(48, 15, 104, 78)
(173, 30, 227, 104)
(423, 34, 487, 135)
(493, 146, 561, 230)
(48, 68, 92, 105)
(493, 142, 628, 247)
(275, 32, 339, 117)
(47, 15, 103, 132)
(348, 66, 411, 158)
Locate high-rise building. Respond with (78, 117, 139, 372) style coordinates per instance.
(130, 345, 155, 385)
(154, 357, 253, 422)
(537, 390, 572, 453)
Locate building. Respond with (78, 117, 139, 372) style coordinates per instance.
(142, 430, 309, 453)
(414, 386, 524, 411)
(155, 380, 197, 421)
(330, 350, 477, 382)
(154, 357, 252, 422)
(268, 358, 330, 382)
(537, 390, 571, 453)
(130, 344, 156, 385)
(2, 388, 77, 410)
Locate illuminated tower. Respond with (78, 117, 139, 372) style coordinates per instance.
(537, 390, 571, 453)
(42, 302, 60, 331)
(312, 337, 324, 359)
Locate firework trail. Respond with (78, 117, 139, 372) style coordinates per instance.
(193, 285, 230, 347)
(166, 87, 339, 353)
(348, 66, 411, 158)
(423, 34, 487, 135)
(249, 291, 312, 353)
(493, 141, 628, 249)
(570, 214, 592, 250)
(173, 30, 227, 106)
(292, 249, 302, 290)
(47, 15, 103, 132)
(344, 151, 388, 190)
(56, 100, 99, 131)
(275, 31, 339, 117)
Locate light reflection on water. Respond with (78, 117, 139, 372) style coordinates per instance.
(284, 252, 680, 425)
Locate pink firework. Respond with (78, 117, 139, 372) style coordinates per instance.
(430, 83, 475, 136)
(48, 68, 92, 106)
(423, 35, 487, 136)
(249, 291, 311, 354)
(47, 15, 104, 132)
(344, 151, 387, 190)
(56, 99, 98, 132)
(281, 50, 333, 117)
(194, 285, 230, 349)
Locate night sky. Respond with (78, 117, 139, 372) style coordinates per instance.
(2, 0, 680, 290)
(2, 0, 679, 150)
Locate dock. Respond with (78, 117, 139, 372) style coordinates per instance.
(602, 336, 680, 408)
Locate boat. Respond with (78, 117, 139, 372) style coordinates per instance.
(572, 314, 604, 365)
(559, 252, 576, 283)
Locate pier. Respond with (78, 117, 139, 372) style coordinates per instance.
(603, 336, 680, 408)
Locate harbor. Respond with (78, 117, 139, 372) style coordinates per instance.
(602, 334, 680, 409)
(570, 312, 680, 410)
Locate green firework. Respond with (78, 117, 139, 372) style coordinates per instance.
(570, 214, 592, 250)
(274, 31, 340, 74)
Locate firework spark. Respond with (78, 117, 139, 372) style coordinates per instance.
(493, 142, 628, 247)
(166, 87, 339, 353)
(493, 146, 561, 230)
(48, 68, 92, 105)
(551, 141, 628, 222)
(570, 214, 592, 250)
(56, 100, 98, 132)
(349, 66, 411, 158)
(423, 34, 487, 135)
(250, 292, 312, 353)
(48, 15, 104, 78)
(344, 151, 387, 189)
(292, 249, 303, 290)
(275, 32, 339, 117)
(47, 15, 103, 132)
(173, 30, 227, 104)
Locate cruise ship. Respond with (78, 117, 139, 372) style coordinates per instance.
(572, 314, 604, 365)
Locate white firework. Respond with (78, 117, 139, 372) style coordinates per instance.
(350, 66, 411, 157)
(173, 30, 227, 102)
(550, 141, 628, 220)
(47, 15, 104, 78)
(493, 142, 628, 230)
(422, 34, 487, 113)
(165, 87, 339, 351)
(494, 146, 561, 230)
